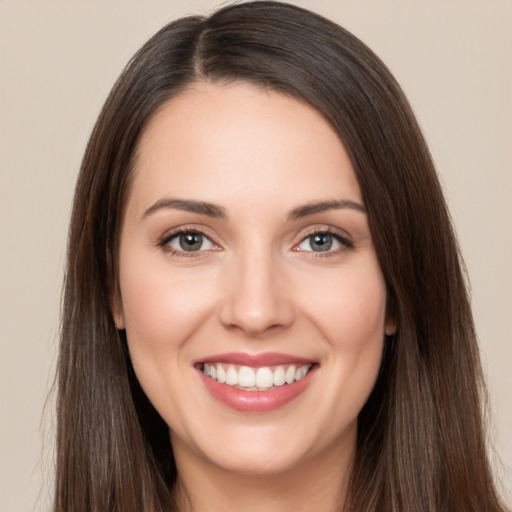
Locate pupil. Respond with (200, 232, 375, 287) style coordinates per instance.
(180, 233, 202, 251)
(311, 233, 332, 252)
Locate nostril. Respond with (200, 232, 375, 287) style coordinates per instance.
(217, 265, 295, 335)
(218, 300, 295, 336)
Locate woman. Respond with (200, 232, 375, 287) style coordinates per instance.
(55, 2, 505, 511)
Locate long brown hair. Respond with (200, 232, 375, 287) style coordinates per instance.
(55, 2, 505, 511)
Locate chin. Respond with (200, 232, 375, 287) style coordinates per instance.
(178, 419, 351, 478)
(208, 444, 308, 476)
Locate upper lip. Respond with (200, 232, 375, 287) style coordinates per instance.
(196, 352, 315, 367)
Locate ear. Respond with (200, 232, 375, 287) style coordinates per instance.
(384, 315, 396, 336)
(110, 290, 126, 330)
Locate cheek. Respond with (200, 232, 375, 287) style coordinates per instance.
(120, 256, 212, 334)
(300, 263, 387, 412)
(302, 264, 388, 348)
(117, 252, 220, 376)
(117, 256, 221, 425)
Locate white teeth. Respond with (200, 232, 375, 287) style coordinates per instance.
(239, 366, 256, 387)
(203, 362, 312, 390)
(285, 365, 296, 384)
(226, 366, 238, 385)
(256, 367, 274, 388)
(296, 365, 309, 380)
(273, 366, 286, 386)
(217, 365, 226, 384)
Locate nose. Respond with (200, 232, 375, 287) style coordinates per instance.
(218, 245, 295, 337)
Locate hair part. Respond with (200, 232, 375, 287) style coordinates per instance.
(55, 2, 504, 511)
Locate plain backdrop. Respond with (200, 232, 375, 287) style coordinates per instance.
(1, 1, 511, 510)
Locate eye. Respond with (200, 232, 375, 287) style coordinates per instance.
(296, 230, 353, 254)
(163, 230, 215, 253)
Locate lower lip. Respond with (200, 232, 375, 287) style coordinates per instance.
(198, 367, 316, 413)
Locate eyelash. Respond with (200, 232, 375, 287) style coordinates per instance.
(158, 228, 217, 258)
(297, 228, 354, 257)
(157, 227, 354, 258)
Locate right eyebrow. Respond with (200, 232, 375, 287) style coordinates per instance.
(142, 198, 227, 220)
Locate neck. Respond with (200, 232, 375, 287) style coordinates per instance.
(172, 432, 355, 512)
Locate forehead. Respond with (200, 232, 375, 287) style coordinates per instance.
(128, 81, 362, 216)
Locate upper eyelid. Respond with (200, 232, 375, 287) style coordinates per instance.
(297, 225, 353, 242)
(165, 229, 213, 243)
(159, 225, 216, 244)
(291, 230, 355, 261)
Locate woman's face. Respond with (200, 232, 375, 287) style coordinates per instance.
(114, 82, 392, 476)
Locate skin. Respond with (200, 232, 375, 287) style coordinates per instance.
(113, 81, 394, 511)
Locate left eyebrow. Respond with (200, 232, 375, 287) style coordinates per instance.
(142, 198, 227, 220)
(287, 199, 366, 220)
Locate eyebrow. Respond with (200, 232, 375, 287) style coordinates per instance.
(143, 198, 227, 219)
(142, 197, 366, 221)
(287, 199, 366, 219)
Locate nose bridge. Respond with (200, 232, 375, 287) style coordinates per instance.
(218, 239, 294, 335)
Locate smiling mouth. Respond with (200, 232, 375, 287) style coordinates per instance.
(199, 363, 314, 391)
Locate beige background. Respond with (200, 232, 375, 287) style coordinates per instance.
(1, 1, 511, 510)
